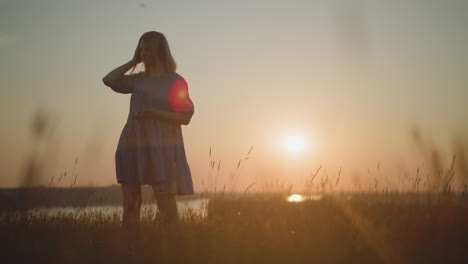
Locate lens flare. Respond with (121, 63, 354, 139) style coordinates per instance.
(169, 77, 194, 113)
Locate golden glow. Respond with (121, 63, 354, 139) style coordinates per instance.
(284, 135, 305, 152)
(287, 194, 304, 202)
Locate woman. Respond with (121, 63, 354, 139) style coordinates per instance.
(102, 31, 195, 238)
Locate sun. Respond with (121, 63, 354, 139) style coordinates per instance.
(283, 135, 305, 152)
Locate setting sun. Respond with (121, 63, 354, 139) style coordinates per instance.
(284, 135, 305, 152)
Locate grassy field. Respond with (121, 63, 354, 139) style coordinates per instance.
(1, 192, 468, 264)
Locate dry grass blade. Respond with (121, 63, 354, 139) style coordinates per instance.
(443, 170, 456, 193)
(247, 145, 254, 156)
(310, 165, 323, 184)
(335, 167, 342, 188)
(243, 182, 256, 193)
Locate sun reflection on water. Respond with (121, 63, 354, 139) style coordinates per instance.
(287, 194, 323, 202)
(287, 194, 304, 202)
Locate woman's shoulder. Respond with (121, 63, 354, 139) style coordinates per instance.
(137, 71, 184, 83)
(169, 72, 189, 86)
(170, 72, 184, 80)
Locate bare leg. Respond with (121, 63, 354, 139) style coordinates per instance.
(153, 189, 180, 225)
(121, 183, 142, 249)
(153, 189, 182, 262)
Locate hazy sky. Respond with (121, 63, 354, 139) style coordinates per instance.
(1, 0, 467, 190)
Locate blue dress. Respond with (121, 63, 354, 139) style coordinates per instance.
(109, 72, 195, 195)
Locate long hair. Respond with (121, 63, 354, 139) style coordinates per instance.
(131, 31, 177, 78)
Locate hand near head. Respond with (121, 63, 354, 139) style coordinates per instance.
(131, 40, 142, 65)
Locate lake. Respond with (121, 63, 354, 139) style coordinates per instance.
(24, 198, 210, 219)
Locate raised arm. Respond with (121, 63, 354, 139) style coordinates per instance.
(102, 43, 142, 93)
(102, 60, 136, 86)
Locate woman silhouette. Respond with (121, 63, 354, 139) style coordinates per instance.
(102, 31, 195, 240)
